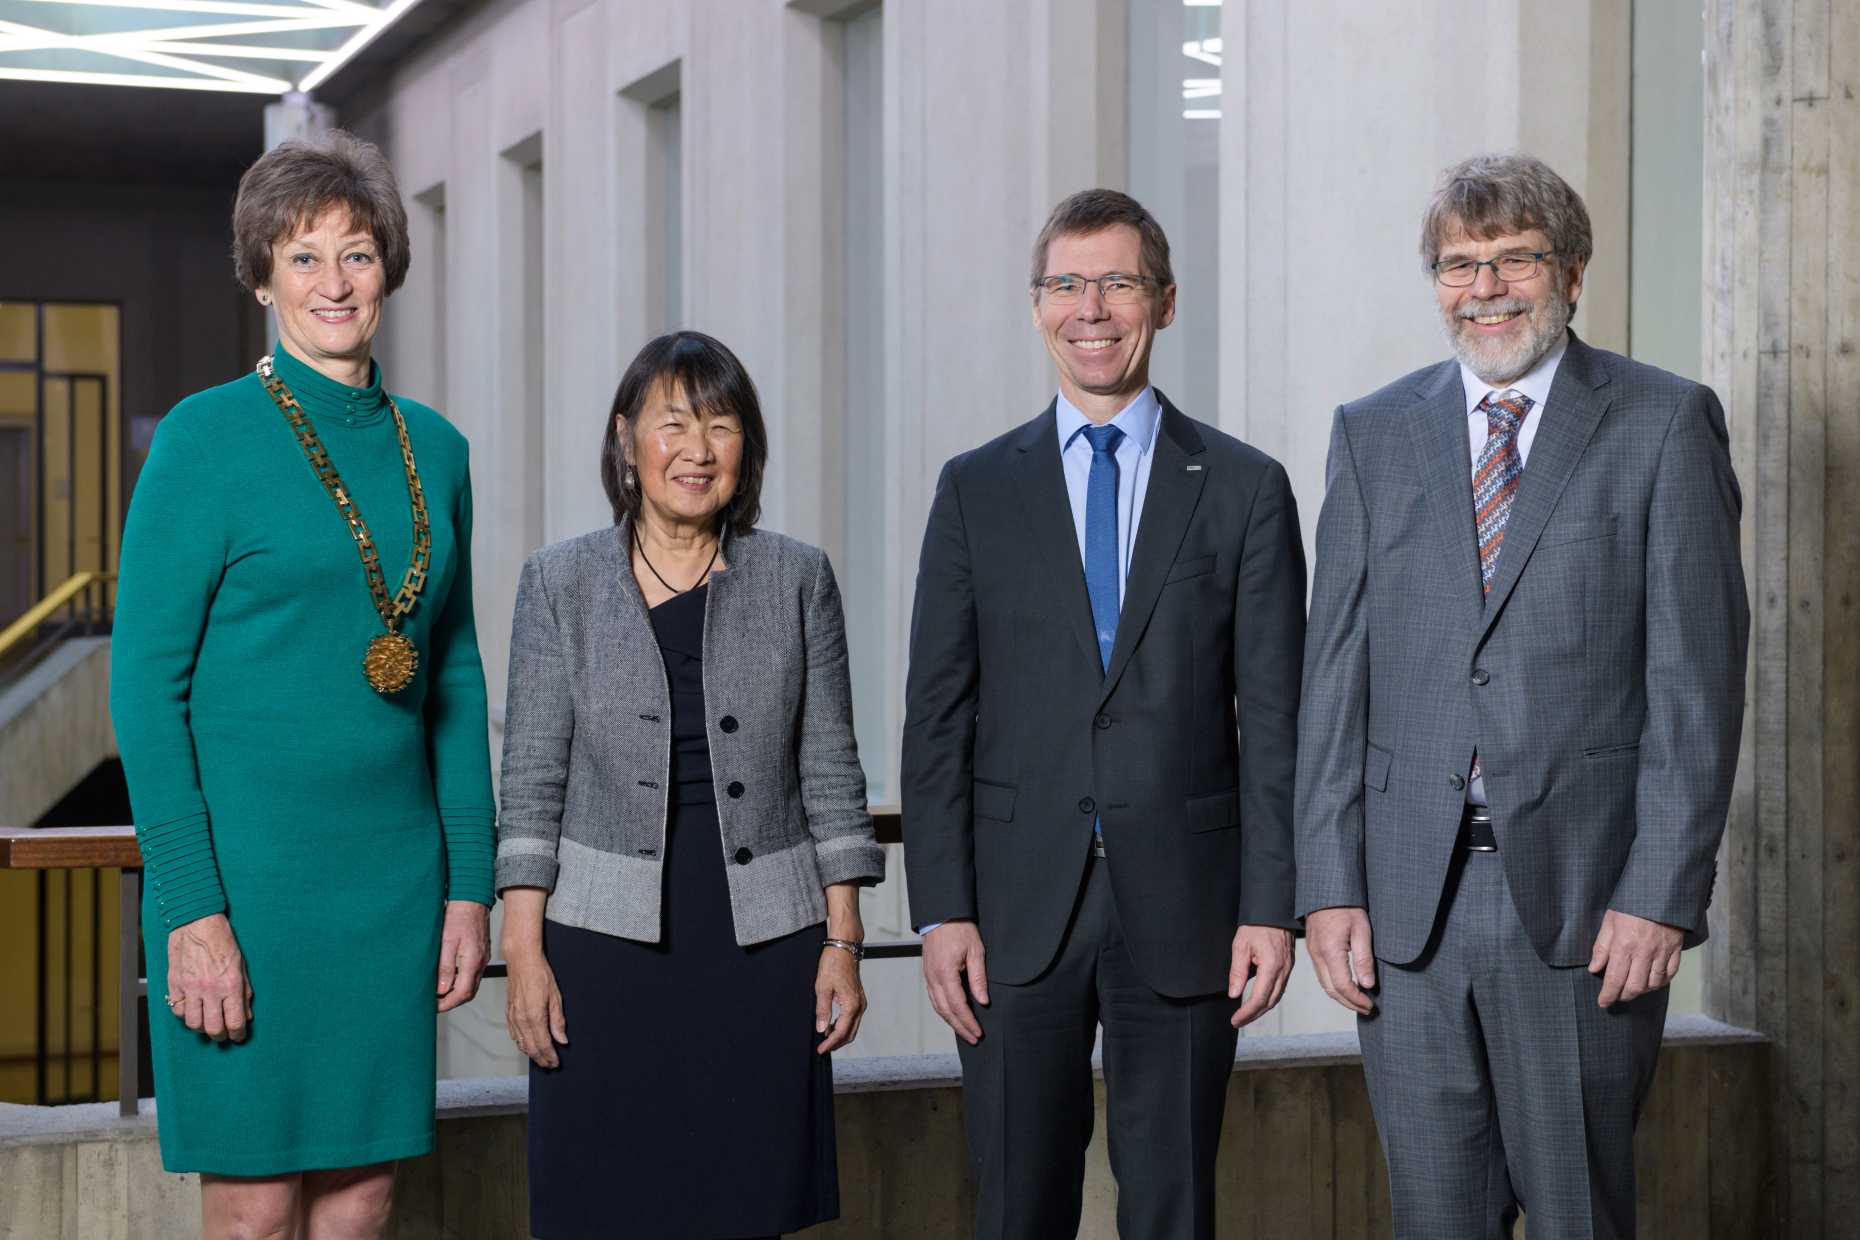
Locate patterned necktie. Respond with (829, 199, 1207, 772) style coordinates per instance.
(1082, 423, 1126, 671)
(1473, 389, 1534, 594)
(1468, 389, 1533, 796)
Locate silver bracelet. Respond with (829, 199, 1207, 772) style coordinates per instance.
(822, 937, 865, 961)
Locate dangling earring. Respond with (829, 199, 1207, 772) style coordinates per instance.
(624, 465, 638, 492)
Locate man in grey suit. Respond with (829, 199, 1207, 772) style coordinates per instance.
(902, 189, 1307, 1239)
(1296, 154, 1749, 1238)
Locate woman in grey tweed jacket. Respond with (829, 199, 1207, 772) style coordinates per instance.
(495, 331, 885, 1239)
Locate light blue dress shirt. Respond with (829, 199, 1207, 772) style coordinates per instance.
(1055, 387, 1164, 608)
(919, 388, 1162, 936)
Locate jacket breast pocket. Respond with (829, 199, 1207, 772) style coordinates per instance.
(1186, 787, 1239, 832)
(973, 779, 1017, 822)
(1539, 512, 1619, 549)
(1164, 554, 1216, 584)
(1364, 742, 1392, 792)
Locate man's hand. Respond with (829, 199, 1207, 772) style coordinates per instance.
(921, 920, 989, 1045)
(1228, 925, 1295, 1028)
(1306, 906, 1376, 1015)
(1587, 909, 1684, 1007)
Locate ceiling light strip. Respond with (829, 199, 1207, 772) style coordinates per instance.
(18, 0, 343, 19)
(96, 41, 292, 87)
(294, 0, 417, 91)
(0, 64, 282, 91)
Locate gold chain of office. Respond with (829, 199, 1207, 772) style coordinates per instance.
(256, 355, 431, 694)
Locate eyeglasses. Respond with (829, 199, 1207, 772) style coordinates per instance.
(1033, 273, 1162, 305)
(1431, 251, 1555, 287)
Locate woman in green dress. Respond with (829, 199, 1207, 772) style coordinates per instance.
(110, 129, 495, 1239)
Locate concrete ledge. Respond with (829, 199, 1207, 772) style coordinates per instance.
(0, 1015, 1767, 1148)
(0, 1022, 1775, 1238)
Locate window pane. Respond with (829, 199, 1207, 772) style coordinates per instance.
(1126, 0, 1220, 419)
(0, 304, 34, 363)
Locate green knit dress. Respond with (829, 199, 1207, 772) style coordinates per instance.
(110, 344, 495, 1176)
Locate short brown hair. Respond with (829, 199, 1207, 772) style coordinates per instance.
(1419, 153, 1593, 276)
(232, 129, 411, 294)
(1030, 189, 1174, 289)
(601, 332, 769, 538)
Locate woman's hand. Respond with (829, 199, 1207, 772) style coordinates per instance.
(505, 949, 568, 1068)
(815, 945, 867, 1053)
(817, 881, 866, 1053)
(165, 913, 253, 1042)
(436, 900, 490, 1012)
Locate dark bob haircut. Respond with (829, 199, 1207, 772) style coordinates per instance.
(232, 128, 411, 295)
(601, 331, 769, 537)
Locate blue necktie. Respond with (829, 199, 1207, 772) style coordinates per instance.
(1082, 424, 1125, 671)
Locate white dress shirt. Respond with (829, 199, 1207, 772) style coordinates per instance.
(1054, 386, 1164, 607)
(1458, 330, 1568, 807)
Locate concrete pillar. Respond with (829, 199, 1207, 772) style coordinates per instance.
(1701, 0, 1860, 1235)
(263, 91, 334, 149)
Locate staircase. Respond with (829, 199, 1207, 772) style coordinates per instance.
(0, 574, 116, 827)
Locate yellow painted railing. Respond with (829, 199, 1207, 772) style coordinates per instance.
(0, 572, 113, 663)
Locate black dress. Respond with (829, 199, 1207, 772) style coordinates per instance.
(528, 584, 838, 1239)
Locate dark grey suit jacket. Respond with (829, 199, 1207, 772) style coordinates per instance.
(1294, 332, 1750, 967)
(902, 395, 1306, 997)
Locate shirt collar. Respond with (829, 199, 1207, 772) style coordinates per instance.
(1459, 329, 1568, 417)
(1056, 386, 1163, 454)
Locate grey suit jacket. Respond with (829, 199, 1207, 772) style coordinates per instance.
(903, 396, 1306, 997)
(1295, 332, 1749, 967)
(494, 520, 885, 945)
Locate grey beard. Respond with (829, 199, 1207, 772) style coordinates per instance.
(1442, 291, 1573, 387)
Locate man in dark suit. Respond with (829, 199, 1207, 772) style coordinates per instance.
(1296, 154, 1749, 1238)
(901, 189, 1307, 1239)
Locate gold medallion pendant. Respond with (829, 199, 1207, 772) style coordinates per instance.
(256, 355, 433, 695)
(363, 631, 420, 693)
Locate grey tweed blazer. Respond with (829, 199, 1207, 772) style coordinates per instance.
(1295, 332, 1749, 967)
(494, 520, 884, 945)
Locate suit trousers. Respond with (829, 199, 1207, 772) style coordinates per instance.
(957, 856, 1239, 1240)
(1358, 846, 1668, 1240)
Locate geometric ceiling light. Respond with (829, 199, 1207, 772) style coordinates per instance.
(0, 0, 425, 94)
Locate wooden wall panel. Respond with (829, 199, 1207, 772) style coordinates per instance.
(1703, 0, 1860, 1235)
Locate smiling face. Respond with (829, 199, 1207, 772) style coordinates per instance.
(624, 378, 744, 535)
(1031, 225, 1176, 420)
(262, 205, 386, 384)
(1434, 223, 1584, 386)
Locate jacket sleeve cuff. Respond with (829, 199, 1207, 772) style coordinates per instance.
(495, 841, 560, 895)
(814, 833, 886, 888)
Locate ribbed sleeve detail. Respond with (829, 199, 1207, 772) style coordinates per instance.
(440, 806, 496, 905)
(137, 810, 228, 928)
(422, 457, 498, 907)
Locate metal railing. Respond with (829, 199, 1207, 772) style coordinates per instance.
(0, 809, 914, 1118)
(0, 571, 114, 680)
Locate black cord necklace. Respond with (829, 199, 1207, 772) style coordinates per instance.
(633, 521, 721, 595)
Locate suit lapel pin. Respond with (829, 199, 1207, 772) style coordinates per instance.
(1185, 464, 1203, 472)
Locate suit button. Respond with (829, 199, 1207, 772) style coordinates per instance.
(1094, 713, 1112, 730)
(727, 781, 745, 798)
(734, 847, 753, 865)
(1078, 796, 1096, 815)
(1449, 773, 1466, 791)
(720, 715, 738, 733)
(1471, 668, 1490, 686)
